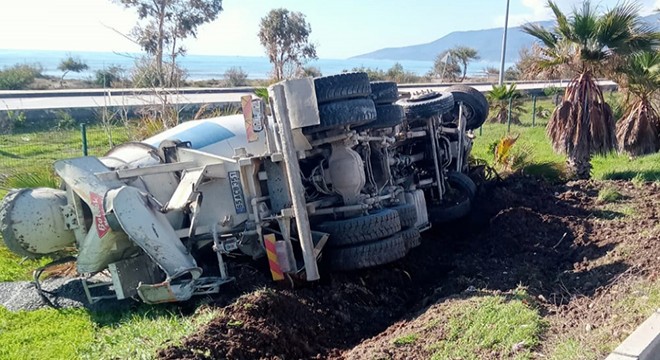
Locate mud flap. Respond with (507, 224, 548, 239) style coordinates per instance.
(106, 186, 202, 303)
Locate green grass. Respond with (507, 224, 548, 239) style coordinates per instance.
(80, 306, 219, 360)
(597, 186, 624, 203)
(473, 96, 660, 181)
(592, 152, 660, 181)
(549, 338, 597, 360)
(0, 302, 219, 360)
(429, 289, 546, 360)
(0, 125, 131, 177)
(0, 245, 50, 282)
(393, 333, 418, 346)
(0, 307, 94, 360)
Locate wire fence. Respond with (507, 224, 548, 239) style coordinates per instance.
(0, 124, 131, 180)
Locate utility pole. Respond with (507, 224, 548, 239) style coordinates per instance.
(498, 0, 511, 86)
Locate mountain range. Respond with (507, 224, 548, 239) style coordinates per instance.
(352, 14, 660, 63)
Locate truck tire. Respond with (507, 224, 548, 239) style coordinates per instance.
(397, 91, 454, 119)
(370, 81, 398, 104)
(304, 98, 377, 133)
(447, 171, 477, 200)
(327, 233, 406, 271)
(314, 72, 371, 104)
(318, 208, 401, 247)
(400, 227, 421, 250)
(442, 85, 489, 130)
(427, 173, 474, 223)
(389, 203, 417, 229)
(428, 197, 471, 224)
(355, 104, 404, 131)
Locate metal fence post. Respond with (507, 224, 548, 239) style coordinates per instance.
(532, 95, 537, 127)
(507, 96, 512, 133)
(80, 123, 88, 156)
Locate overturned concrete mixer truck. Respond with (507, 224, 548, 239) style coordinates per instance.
(0, 72, 489, 304)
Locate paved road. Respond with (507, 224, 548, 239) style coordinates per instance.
(0, 80, 617, 111)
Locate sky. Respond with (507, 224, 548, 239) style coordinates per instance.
(0, 0, 659, 59)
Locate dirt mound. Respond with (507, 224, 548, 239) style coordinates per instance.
(159, 176, 660, 359)
(160, 267, 422, 359)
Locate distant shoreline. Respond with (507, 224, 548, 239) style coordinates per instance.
(0, 49, 506, 81)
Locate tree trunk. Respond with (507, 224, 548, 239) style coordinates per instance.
(461, 60, 467, 82)
(60, 71, 69, 88)
(170, 35, 177, 87)
(566, 152, 591, 180)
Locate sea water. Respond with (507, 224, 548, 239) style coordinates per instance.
(0, 49, 436, 81)
(0, 49, 504, 81)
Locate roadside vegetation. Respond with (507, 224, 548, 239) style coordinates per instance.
(0, 302, 220, 360)
(2, 1, 660, 359)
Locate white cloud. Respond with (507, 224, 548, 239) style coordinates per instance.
(495, 0, 660, 27)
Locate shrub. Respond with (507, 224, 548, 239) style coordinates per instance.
(95, 65, 126, 88)
(56, 110, 77, 130)
(298, 66, 322, 78)
(349, 66, 386, 81)
(131, 57, 186, 88)
(348, 64, 423, 83)
(542, 86, 564, 97)
(0, 63, 42, 90)
(0, 109, 27, 134)
(487, 84, 526, 124)
(223, 67, 248, 87)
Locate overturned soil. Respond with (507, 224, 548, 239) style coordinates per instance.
(159, 176, 660, 360)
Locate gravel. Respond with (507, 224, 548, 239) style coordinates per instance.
(0, 276, 132, 312)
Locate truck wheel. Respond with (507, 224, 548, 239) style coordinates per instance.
(370, 81, 398, 104)
(389, 203, 417, 229)
(447, 171, 477, 200)
(428, 197, 471, 224)
(314, 72, 371, 104)
(317, 208, 401, 247)
(304, 98, 377, 133)
(427, 172, 475, 223)
(397, 91, 454, 119)
(355, 104, 404, 131)
(400, 227, 421, 250)
(327, 233, 406, 271)
(442, 85, 489, 130)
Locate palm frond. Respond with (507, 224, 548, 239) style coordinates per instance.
(521, 23, 558, 49)
(570, 0, 598, 45)
(619, 50, 660, 97)
(548, 1, 575, 42)
(597, 2, 658, 55)
(622, 30, 660, 55)
(616, 99, 660, 156)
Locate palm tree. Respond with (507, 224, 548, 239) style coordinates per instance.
(616, 51, 660, 156)
(450, 46, 480, 82)
(522, 1, 658, 179)
(487, 84, 526, 124)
